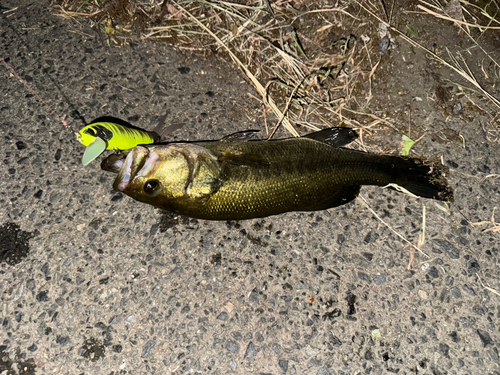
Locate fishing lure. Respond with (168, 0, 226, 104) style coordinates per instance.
(2, 57, 164, 165)
(77, 119, 159, 166)
(2, 57, 182, 166)
(76, 116, 184, 166)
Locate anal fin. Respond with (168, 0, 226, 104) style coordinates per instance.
(309, 185, 361, 211)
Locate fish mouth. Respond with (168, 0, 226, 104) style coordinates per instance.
(113, 146, 159, 192)
(101, 153, 127, 173)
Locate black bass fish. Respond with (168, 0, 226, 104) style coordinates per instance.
(101, 128, 453, 220)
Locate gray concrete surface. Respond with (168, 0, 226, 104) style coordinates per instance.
(1, 1, 499, 374)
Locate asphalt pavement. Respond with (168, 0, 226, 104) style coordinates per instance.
(1, 1, 499, 374)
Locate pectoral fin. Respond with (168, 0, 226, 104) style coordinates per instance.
(82, 137, 107, 166)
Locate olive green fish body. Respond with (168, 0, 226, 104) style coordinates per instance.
(193, 140, 415, 219)
(107, 128, 453, 220)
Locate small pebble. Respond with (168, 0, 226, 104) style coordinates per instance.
(229, 359, 237, 371)
(226, 340, 239, 353)
(217, 312, 229, 321)
(476, 329, 493, 347)
(433, 239, 460, 259)
(427, 266, 439, 279)
(249, 288, 259, 302)
(278, 359, 288, 372)
(463, 285, 476, 295)
(445, 276, 454, 286)
(16, 141, 27, 150)
(36, 290, 49, 302)
(450, 287, 461, 299)
(244, 342, 258, 358)
(141, 340, 156, 358)
(362, 252, 373, 261)
(358, 272, 371, 284)
(440, 343, 450, 356)
(329, 332, 342, 346)
(225, 301, 234, 313)
(111, 193, 123, 202)
(467, 259, 480, 273)
(379, 36, 390, 55)
(374, 274, 387, 285)
(418, 290, 428, 299)
(453, 102, 463, 114)
(447, 332, 459, 343)
(56, 336, 70, 346)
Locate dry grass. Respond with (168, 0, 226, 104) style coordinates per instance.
(471, 206, 500, 233)
(358, 195, 430, 259)
(355, 0, 500, 110)
(50, 0, 499, 139)
(417, 0, 500, 106)
(477, 273, 500, 297)
(51, 0, 398, 138)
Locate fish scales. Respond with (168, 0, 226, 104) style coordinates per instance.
(189, 139, 444, 219)
(104, 128, 453, 220)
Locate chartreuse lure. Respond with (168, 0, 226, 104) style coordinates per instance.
(77, 121, 159, 166)
(0, 57, 176, 166)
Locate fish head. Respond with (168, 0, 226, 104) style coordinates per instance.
(112, 144, 221, 210)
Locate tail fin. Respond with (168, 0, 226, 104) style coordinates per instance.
(391, 158, 454, 202)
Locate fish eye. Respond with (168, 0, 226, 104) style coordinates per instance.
(144, 180, 160, 194)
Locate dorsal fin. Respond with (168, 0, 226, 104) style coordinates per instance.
(303, 127, 357, 147)
(220, 130, 260, 142)
(152, 113, 185, 142)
